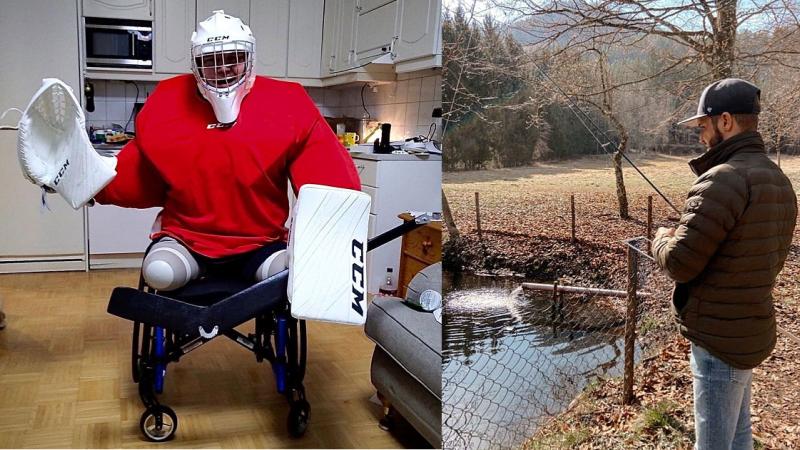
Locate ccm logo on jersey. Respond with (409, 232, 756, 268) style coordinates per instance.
(207, 122, 235, 129)
(206, 35, 229, 42)
(53, 159, 70, 186)
(351, 239, 366, 316)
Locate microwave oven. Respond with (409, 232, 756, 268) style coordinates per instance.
(85, 17, 152, 69)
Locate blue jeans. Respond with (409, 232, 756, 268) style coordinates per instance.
(690, 343, 753, 450)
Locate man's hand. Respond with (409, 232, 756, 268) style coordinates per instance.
(655, 227, 676, 239)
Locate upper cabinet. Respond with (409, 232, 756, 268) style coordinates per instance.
(335, 0, 358, 73)
(83, 0, 439, 84)
(321, 0, 441, 77)
(251, 0, 290, 78)
(154, 0, 195, 74)
(83, 0, 153, 20)
(353, 0, 398, 66)
(287, 0, 324, 78)
(394, 0, 442, 72)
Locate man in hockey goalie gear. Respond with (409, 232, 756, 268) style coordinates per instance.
(93, 11, 360, 291)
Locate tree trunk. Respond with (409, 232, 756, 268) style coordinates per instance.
(613, 150, 629, 219)
(713, 0, 737, 78)
(605, 108, 630, 219)
(441, 189, 461, 240)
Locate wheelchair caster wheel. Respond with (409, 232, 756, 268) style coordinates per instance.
(287, 400, 310, 438)
(140, 405, 177, 442)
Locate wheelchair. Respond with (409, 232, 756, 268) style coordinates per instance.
(106, 213, 436, 442)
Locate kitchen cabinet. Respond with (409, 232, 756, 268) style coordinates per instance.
(196, 0, 250, 24)
(0, 0, 86, 273)
(322, 0, 441, 78)
(335, 0, 358, 72)
(320, 0, 358, 74)
(154, 0, 195, 74)
(353, 0, 398, 66)
(251, 0, 290, 78)
(351, 153, 441, 294)
(320, 0, 339, 75)
(393, 0, 442, 72)
(286, 0, 324, 78)
(82, 0, 153, 20)
(88, 205, 161, 269)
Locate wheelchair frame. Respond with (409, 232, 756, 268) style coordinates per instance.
(130, 274, 310, 441)
(113, 213, 437, 442)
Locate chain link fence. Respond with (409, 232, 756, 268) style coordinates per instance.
(442, 237, 675, 449)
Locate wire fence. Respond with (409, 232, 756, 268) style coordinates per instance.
(442, 236, 675, 449)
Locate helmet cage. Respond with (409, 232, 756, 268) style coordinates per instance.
(191, 40, 254, 96)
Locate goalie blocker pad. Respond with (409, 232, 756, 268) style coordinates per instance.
(17, 78, 117, 209)
(288, 184, 371, 326)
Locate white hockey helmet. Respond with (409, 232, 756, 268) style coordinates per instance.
(191, 10, 256, 124)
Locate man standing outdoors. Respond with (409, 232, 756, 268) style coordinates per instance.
(652, 79, 797, 450)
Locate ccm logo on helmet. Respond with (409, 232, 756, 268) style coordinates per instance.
(53, 159, 70, 186)
(207, 35, 229, 42)
(351, 239, 366, 316)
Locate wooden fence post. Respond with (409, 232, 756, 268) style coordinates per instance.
(475, 192, 482, 239)
(623, 245, 639, 405)
(570, 194, 576, 243)
(647, 195, 653, 242)
(551, 281, 559, 337)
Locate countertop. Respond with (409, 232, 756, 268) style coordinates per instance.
(349, 152, 441, 162)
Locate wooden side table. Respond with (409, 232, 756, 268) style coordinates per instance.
(397, 213, 442, 298)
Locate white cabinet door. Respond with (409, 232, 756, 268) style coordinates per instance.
(0, 0, 85, 272)
(334, 0, 357, 72)
(83, 0, 153, 20)
(320, 0, 340, 75)
(393, 0, 441, 66)
(251, 0, 289, 77)
(88, 206, 160, 254)
(287, 0, 323, 78)
(196, 0, 250, 24)
(353, 156, 441, 294)
(154, 0, 195, 74)
(354, 0, 397, 65)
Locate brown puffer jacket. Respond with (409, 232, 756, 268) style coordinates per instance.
(652, 131, 797, 369)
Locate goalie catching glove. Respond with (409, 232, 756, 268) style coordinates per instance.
(17, 78, 117, 209)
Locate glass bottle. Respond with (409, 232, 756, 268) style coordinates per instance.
(378, 267, 397, 297)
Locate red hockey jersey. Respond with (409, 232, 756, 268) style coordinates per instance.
(95, 75, 361, 258)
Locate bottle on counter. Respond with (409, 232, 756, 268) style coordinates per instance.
(378, 267, 398, 297)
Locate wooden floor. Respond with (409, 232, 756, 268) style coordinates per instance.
(0, 269, 430, 448)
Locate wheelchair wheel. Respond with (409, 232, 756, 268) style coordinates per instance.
(287, 399, 310, 438)
(140, 405, 177, 442)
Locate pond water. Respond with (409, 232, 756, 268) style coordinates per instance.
(442, 272, 641, 450)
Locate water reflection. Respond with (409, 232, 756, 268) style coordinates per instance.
(443, 272, 639, 450)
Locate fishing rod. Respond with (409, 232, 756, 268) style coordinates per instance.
(531, 59, 681, 214)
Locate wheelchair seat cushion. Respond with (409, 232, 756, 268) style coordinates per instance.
(167, 277, 255, 306)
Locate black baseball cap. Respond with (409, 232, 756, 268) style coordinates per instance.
(677, 78, 761, 126)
